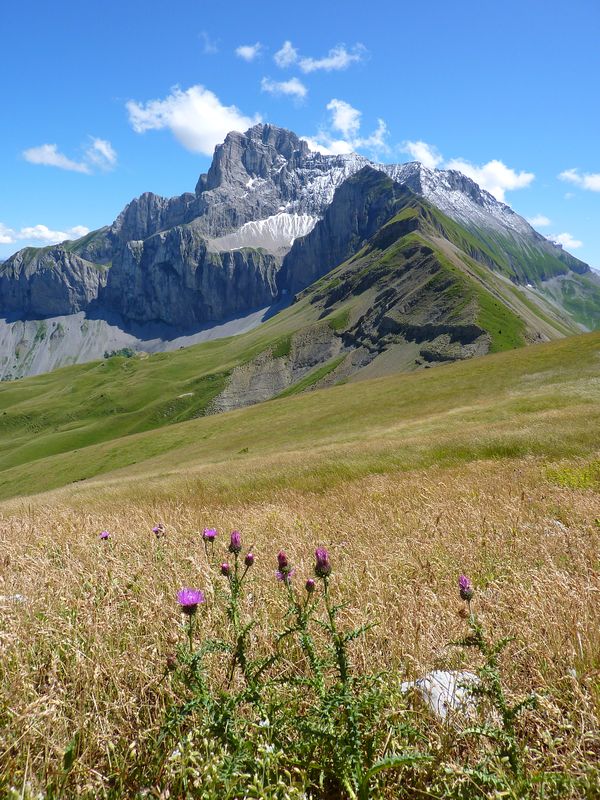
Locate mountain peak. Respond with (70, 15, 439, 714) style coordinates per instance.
(202, 124, 310, 192)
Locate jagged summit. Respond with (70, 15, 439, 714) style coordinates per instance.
(200, 124, 310, 193)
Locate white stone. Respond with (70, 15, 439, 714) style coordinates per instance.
(402, 670, 479, 720)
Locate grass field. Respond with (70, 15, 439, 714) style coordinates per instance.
(1, 334, 599, 797)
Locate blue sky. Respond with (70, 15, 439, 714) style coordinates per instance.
(1, 0, 599, 267)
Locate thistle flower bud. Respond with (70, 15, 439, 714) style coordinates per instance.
(166, 654, 177, 672)
(229, 530, 242, 554)
(459, 575, 474, 602)
(314, 547, 332, 578)
(99, 531, 110, 540)
(277, 551, 289, 570)
(305, 578, 316, 593)
(244, 552, 255, 568)
(220, 562, 231, 577)
(276, 550, 295, 583)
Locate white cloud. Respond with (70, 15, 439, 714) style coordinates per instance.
(304, 99, 388, 156)
(526, 214, 551, 228)
(200, 31, 218, 55)
(23, 139, 117, 174)
(22, 143, 91, 174)
(401, 140, 443, 169)
(559, 168, 600, 192)
(261, 76, 307, 100)
(327, 99, 361, 138)
(548, 232, 583, 250)
(445, 158, 534, 202)
(274, 40, 298, 68)
(357, 119, 388, 151)
(299, 43, 366, 73)
(126, 84, 260, 155)
(19, 224, 90, 242)
(0, 223, 15, 244)
(235, 42, 262, 61)
(85, 137, 117, 170)
(301, 137, 355, 156)
(0, 222, 89, 246)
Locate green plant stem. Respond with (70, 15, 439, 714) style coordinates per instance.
(323, 577, 349, 686)
(187, 613, 195, 654)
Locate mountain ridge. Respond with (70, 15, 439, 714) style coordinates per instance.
(0, 123, 598, 380)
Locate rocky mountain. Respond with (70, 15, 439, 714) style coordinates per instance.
(1, 123, 598, 381)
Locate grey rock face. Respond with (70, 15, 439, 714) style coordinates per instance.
(0, 247, 107, 316)
(102, 222, 278, 326)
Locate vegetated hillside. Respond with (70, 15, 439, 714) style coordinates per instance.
(1, 326, 599, 503)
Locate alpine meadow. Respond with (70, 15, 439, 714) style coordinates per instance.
(1, 2, 599, 798)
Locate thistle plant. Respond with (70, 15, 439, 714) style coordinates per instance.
(202, 527, 217, 561)
(276, 552, 324, 697)
(177, 587, 205, 653)
(222, 530, 257, 688)
(454, 575, 538, 782)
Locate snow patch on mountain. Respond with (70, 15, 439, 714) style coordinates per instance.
(209, 213, 318, 255)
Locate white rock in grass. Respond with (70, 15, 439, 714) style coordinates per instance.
(402, 670, 479, 720)
(0, 594, 27, 603)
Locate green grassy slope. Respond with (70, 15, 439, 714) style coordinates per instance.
(1, 331, 599, 503)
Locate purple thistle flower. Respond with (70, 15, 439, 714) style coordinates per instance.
(229, 530, 242, 554)
(99, 531, 110, 541)
(221, 562, 231, 577)
(244, 552, 255, 568)
(153, 523, 166, 538)
(277, 551, 289, 570)
(177, 588, 205, 615)
(305, 578, 316, 594)
(314, 547, 332, 579)
(202, 528, 217, 542)
(276, 550, 295, 583)
(459, 575, 474, 602)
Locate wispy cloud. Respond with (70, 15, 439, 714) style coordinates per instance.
(235, 42, 262, 62)
(0, 222, 89, 246)
(22, 144, 91, 173)
(327, 99, 361, 138)
(304, 99, 388, 156)
(526, 214, 551, 228)
(261, 77, 307, 101)
(401, 140, 443, 169)
(299, 43, 366, 73)
(85, 137, 117, 170)
(22, 139, 117, 174)
(559, 168, 600, 192)
(199, 31, 218, 55)
(274, 40, 298, 67)
(126, 84, 260, 155)
(273, 40, 365, 72)
(548, 232, 583, 249)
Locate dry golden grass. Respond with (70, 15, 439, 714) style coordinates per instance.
(1, 453, 599, 795)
